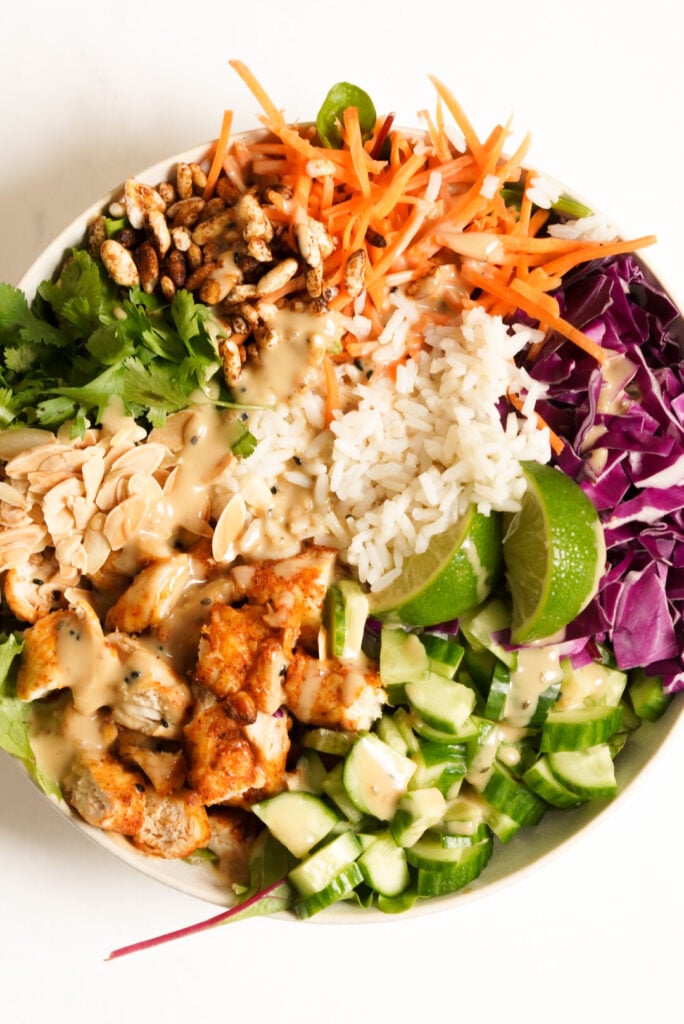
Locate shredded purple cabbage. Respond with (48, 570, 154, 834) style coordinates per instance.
(523, 254, 684, 694)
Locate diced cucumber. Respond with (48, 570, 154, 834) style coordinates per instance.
(252, 791, 339, 859)
(358, 832, 410, 896)
(527, 677, 562, 728)
(461, 643, 497, 693)
(375, 713, 410, 756)
(558, 659, 628, 710)
(294, 861, 364, 919)
(540, 704, 623, 752)
(409, 740, 467, 796)
(289, 830, 361, 898)
(480, 800, 522, 843)
(390, 707, 421, 753)
(440, 822, 490, 847)
(480, 761, 547, 825)
(406, 672, 476, 734)
(321, 762, 365, 823)
(380, 626, 429, 687)
(459, 597, 516, 668)
(303, 727, 356, 756)
(547, 744, 617, 799)
(628, 668, 673, 722)
(410, 712, 480, 744)
(287, 749, 327, 795)
(419, 632, 464, 678)
(522, 755, 586, 809)
(343, 733, 416, 820)
(390, 787, 446, 847)
(324, 579, 369, 661)
(484, 659, 511, 721)
(415, 838, 493, 897)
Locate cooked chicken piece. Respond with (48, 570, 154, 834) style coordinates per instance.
(105, 552, 192, 634)
(230, 545, 337, 647)
(207, 807, 261, 886)
(62, 752, 146, 834)
(131, 788, 211, 858)
(184, 704, 290, 807)
(284, 651, 386, 732)
(242, 711, 291, 801)
(15, 600, 119, 713)
(194, 604, 288, 710)
(118, 738, 187, 796)
(153, 575, 240, 673)
(108, 633, 192, 739)
(3, 551, 69, 623)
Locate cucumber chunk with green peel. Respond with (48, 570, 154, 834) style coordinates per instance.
(628, 668, 673, 722)
(540, 704, 623, 752)
(288, 830, 361, 898)
(406, 672, 476, 734)
(294, 862, 364, 919)
(358, 832, 410, 896)
(252, 792, 339, 858)
(548, 744, 617, 799)
(321, 762, 365, 823)
(324, 579, 369, 661)
(379, 626, 429, 687)
(415, 838, 493, 897)
(558, 659, 628, 710)
(523, 755, 586, 808)
(484, 659, 511, 721)
(303, 727, 356, 756)
(459, 597, 516, 668)
(390, 787, 447, 847)
(343, 733, 416, 820)
(480, 762, 548, 826)
(419, 633, 465, 678)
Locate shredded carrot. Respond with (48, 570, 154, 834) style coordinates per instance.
(217, 60, 660, 409)
(228, 59, 284, 124)
(464, 266, 607, 364)
(428, 75, 485, 166)
(203, 110, 234, 200)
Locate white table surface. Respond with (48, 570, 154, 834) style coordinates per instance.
(1, 2, 682, 1021)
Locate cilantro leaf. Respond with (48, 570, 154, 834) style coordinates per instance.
(0, 283, 65, 348)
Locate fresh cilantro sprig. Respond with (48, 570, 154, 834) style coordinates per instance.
(0, 249, 231, 433)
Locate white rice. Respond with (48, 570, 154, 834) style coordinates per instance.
(230, 304, 551, 591)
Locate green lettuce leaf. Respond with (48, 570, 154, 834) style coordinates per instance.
(0, 632, 59, 797)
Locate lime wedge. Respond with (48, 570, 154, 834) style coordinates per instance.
(369, 507, 502, 627)
(503, 461, 605, 645)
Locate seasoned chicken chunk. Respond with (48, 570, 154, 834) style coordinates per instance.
(3, 551, 69, 623)
(230, 545, 337, 646)
(108, 633, 192, 739)
(117, 734, 187, 796)
(194, 604, 288, 711)
(284, 651, 386, 732)
(207, 807, 261, 885)
(62, 752, 146, 834)
(105, 552, 192, 634)
(131, 789, 211, 858)
(15, 600, 119, 711)
(184, 704, 289, 807)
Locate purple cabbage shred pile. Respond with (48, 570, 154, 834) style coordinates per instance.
(523, 255, 684, 695)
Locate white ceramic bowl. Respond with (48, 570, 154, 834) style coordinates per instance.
(8, 136, 684, 921)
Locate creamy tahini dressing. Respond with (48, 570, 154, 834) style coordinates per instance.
(505, 645, 564, 728)
(597, 353, 637, 416)
(234, 308, 346, 406)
